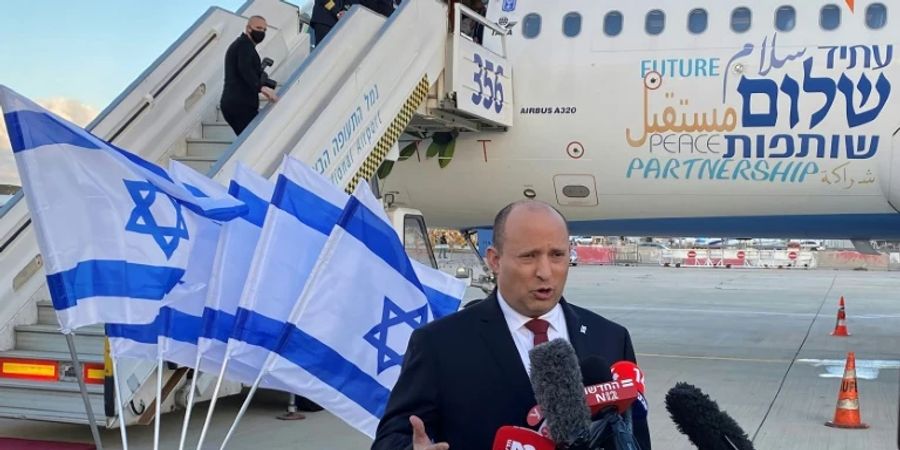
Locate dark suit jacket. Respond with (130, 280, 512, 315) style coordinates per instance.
(221, 33, 262, 109)
(311, 0, 393, 27)
(372, 293, 651, 450)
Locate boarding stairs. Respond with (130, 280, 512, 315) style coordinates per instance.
(0, 0, 512, 428)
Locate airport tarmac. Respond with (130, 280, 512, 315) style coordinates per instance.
(1, 265, 898, 449)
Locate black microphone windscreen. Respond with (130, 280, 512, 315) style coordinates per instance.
(665, 382, 755, 450)
(529, 338, 592, 445)
(580, 355, 613, 386)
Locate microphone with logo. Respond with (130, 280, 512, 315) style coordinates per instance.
(528, 338, 593, 449)
(492, 426, 556, 450)
(664, 382, 755, 450)
(578, 356, 642, 450)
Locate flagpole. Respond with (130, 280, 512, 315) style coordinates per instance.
(65, 332, 105, 450)
(111, 354, 130, 450)
(196, 354, 230, 449)
(154, 354, 164, 450)
(178, 352, 204, 450)
(218, 353, 276, 450)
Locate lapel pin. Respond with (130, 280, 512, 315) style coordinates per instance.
(580, 325, 587, 334)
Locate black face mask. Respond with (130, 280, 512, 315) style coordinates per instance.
(249, 29, 266, 44)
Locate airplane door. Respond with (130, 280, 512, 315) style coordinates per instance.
(553, 174, 598, 207)
(887, 128, 900, 211)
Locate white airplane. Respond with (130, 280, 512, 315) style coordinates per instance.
(382, 0, 900, 240)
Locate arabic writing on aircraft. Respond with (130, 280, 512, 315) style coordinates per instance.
(819, 163, 877, 190)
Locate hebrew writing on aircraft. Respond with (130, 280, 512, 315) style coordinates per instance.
(623, 33, 892, 187)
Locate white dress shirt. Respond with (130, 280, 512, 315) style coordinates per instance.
(497, 291, 570, 376)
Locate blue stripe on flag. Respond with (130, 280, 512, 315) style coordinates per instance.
(231, 307, 287, 349)
(338, 197, 423, 291)
(270, 175, 342, 235)
(4, 110, 100, 153)
(201, 307, 237, 343)
(46, 260, 184, 311)
(229, 181, 268, 227)
(105, 307, 203, 344)
(183, 183, 209, 198)
(278, 324, 391, 418)
(422, 285, 460, 319)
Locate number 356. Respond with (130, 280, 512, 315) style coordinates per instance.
(471, 53, 505, 114)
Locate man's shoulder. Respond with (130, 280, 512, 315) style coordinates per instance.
(566, 301, 630, 337)
(416, 296, 491, 337)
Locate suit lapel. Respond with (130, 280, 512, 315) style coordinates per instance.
(476, 294, 533, 394)
(561, 298, 589, 359)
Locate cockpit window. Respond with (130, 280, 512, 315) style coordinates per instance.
(522, 13, 541, 38)
(731, 7, 752, 33)
(688, 9, 708, 34)
(604, 11, 623, 37)
(866, 3, 887, 29)
(775, 5, 796, 31)
(563, 12, 582, 37)
(821, 4, 841, 30)
(645, 10, 665, 35)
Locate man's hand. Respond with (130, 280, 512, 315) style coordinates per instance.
(411, 415, 449, 450)
(261, 86, 279, 103)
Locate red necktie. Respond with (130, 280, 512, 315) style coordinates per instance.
(525, 318, 550, 347)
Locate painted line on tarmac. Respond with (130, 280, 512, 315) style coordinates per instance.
(637, 353, 790, 364)
(797, 358, 900, 379)
(590, 306, 900, 320)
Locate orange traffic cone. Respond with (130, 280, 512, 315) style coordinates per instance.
(825, 352, 868, 429)
(831, 296, 850, 337)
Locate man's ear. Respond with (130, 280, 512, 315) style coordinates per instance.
(486, 246, 500, 274)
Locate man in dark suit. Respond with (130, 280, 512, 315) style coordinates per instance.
(220, 15, 278, 135)
(311, 0, 395, 45)
(372, 200, 651, 449)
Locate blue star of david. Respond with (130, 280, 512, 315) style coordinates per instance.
(124, 179, 188, 259)
(364, 297, 428, 374)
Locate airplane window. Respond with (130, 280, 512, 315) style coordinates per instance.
(688, 9, 708, 34)
(820, 4, 841, 30)
(604, 11, 624, 36)
(563, 12, 582, 37)
(645, 9, 665, 35)
(866, 3, 887, 29)
(562, 185, 591, 198)
(731, 7, 752, 33)
(775, 5, 796, 31)
(523, 13, 541, 38)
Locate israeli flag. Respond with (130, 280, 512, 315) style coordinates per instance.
(106, 161, 233, 366)
(197, 163, 273, 375)
(263, 181, 462, 437)
(225, 155, 345, 388)
(0, 85, 246, 333)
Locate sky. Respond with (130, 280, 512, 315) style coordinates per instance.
(0, 0, 256, 186)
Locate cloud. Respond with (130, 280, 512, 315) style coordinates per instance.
(0, 97, 98, 186)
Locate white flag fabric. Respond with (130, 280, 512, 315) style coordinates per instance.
(263, 181, 463, 437)
(197, 163, 273, 375)
(106, 161, 233, 366)
(0, 85, 245, 333)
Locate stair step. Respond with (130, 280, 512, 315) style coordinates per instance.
(0, 349, 103, 362)
(37, 299, 58, 325)
(185, 138, 232, 159)
(0, 405, 105, 426)
(202, 122, 236, 140)
(14, 324, 105, 354)
(0, 379, 105, 423)
(171, 155, 217, 174)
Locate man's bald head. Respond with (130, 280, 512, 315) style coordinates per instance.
(492, 200, 568, 252)
(248, 15, 267, 27)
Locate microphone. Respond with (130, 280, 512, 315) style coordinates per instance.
(528, 338, 592, 448)
(665, 382, 755, 450)
(611, 360, 649, 420)
(492, 426, 556, 450)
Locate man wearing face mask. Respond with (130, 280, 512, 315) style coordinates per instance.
(220, 15, 278, 135)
